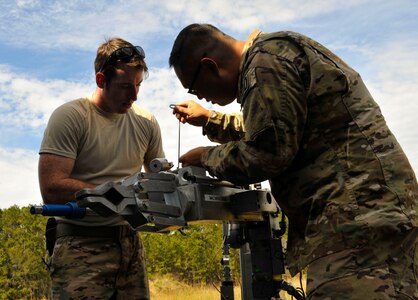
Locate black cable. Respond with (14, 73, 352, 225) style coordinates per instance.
(298, 271, 306, 299)
(278, 280, 306, 300)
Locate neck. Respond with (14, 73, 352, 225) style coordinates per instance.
(234, 40, 246, 55)
(91, 88, 107, 111)
(229, 40, 246, 70)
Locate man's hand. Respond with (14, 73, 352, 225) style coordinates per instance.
(179, 147, 207, 167)
(172, 100, 210, 127)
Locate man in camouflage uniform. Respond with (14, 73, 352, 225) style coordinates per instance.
(169, 24, 417, 299)
(39, 38, 165, 299)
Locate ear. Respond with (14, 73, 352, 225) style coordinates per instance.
(96, 72, 106, 88)
(201, 58, 220, 77)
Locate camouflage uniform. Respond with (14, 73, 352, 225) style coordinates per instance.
(50, 227, 149, 299)
(201, 31, 417, 299)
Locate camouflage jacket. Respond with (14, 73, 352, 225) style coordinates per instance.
(201, 31, 417, 275)
(203, 110, 245, 143)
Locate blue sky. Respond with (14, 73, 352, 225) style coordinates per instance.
(0, 0, 417, 208)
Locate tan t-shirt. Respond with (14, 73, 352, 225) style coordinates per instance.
(40, 97, 165, 226)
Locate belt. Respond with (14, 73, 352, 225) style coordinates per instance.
(56, 223, 135, 241)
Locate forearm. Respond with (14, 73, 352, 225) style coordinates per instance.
(203, 111, 245, 143)
(41, 178, 96, 204)
(201, 127, 294, 185)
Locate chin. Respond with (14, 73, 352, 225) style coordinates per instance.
(117, 108, 129, 114)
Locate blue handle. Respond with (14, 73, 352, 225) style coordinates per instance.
(30, 202, 86, 218)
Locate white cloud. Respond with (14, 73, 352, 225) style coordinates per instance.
(0, 65, 92, 128)
(0, 147, 42, 208)
(15, 0, 39, 8)
(363, 39, 418, 173)
(0, 0, 368, 50)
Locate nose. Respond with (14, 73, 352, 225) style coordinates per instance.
(131, 86, 139, 101)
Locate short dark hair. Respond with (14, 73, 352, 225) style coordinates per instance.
(95, 37, 148, 81)
(169, 24, 231, 71)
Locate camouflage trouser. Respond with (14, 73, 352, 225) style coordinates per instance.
(49, 229, 149, 300)
(306, 228, 417, 300)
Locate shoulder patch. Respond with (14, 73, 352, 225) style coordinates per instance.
(239, 67, 257, 104)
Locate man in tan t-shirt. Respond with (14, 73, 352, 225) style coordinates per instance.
(38, 37, 164, 299)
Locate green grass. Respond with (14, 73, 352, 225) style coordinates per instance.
(149, 273, 306, 300)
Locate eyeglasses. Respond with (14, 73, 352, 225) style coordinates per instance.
(187, 53, 206, 96)
(98, 46, 145, 73)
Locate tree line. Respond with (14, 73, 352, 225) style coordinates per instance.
(0, 205, 240, 299)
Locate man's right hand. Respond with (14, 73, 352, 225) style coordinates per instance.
(171, 100, 210, 127)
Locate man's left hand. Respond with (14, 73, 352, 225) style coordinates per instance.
(179, 147, 206, 167)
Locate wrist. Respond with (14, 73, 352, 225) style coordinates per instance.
(205, 110, 218, 126)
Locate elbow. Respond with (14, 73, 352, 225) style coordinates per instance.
(40, 186, 57, 204)
(39, 182, 68, 204)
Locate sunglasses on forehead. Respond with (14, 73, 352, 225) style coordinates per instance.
(98, 46, 146, 72)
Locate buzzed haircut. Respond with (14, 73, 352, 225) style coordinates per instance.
(169, 23, 233, 71)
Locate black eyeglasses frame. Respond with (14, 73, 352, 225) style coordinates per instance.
(187, 53, 207, 96)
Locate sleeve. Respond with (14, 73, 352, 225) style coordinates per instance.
(39, 103, 84, 159)
(201, 50, 307, 185)
(203, 110, 245, 143)
(143, 114, 166, 167)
